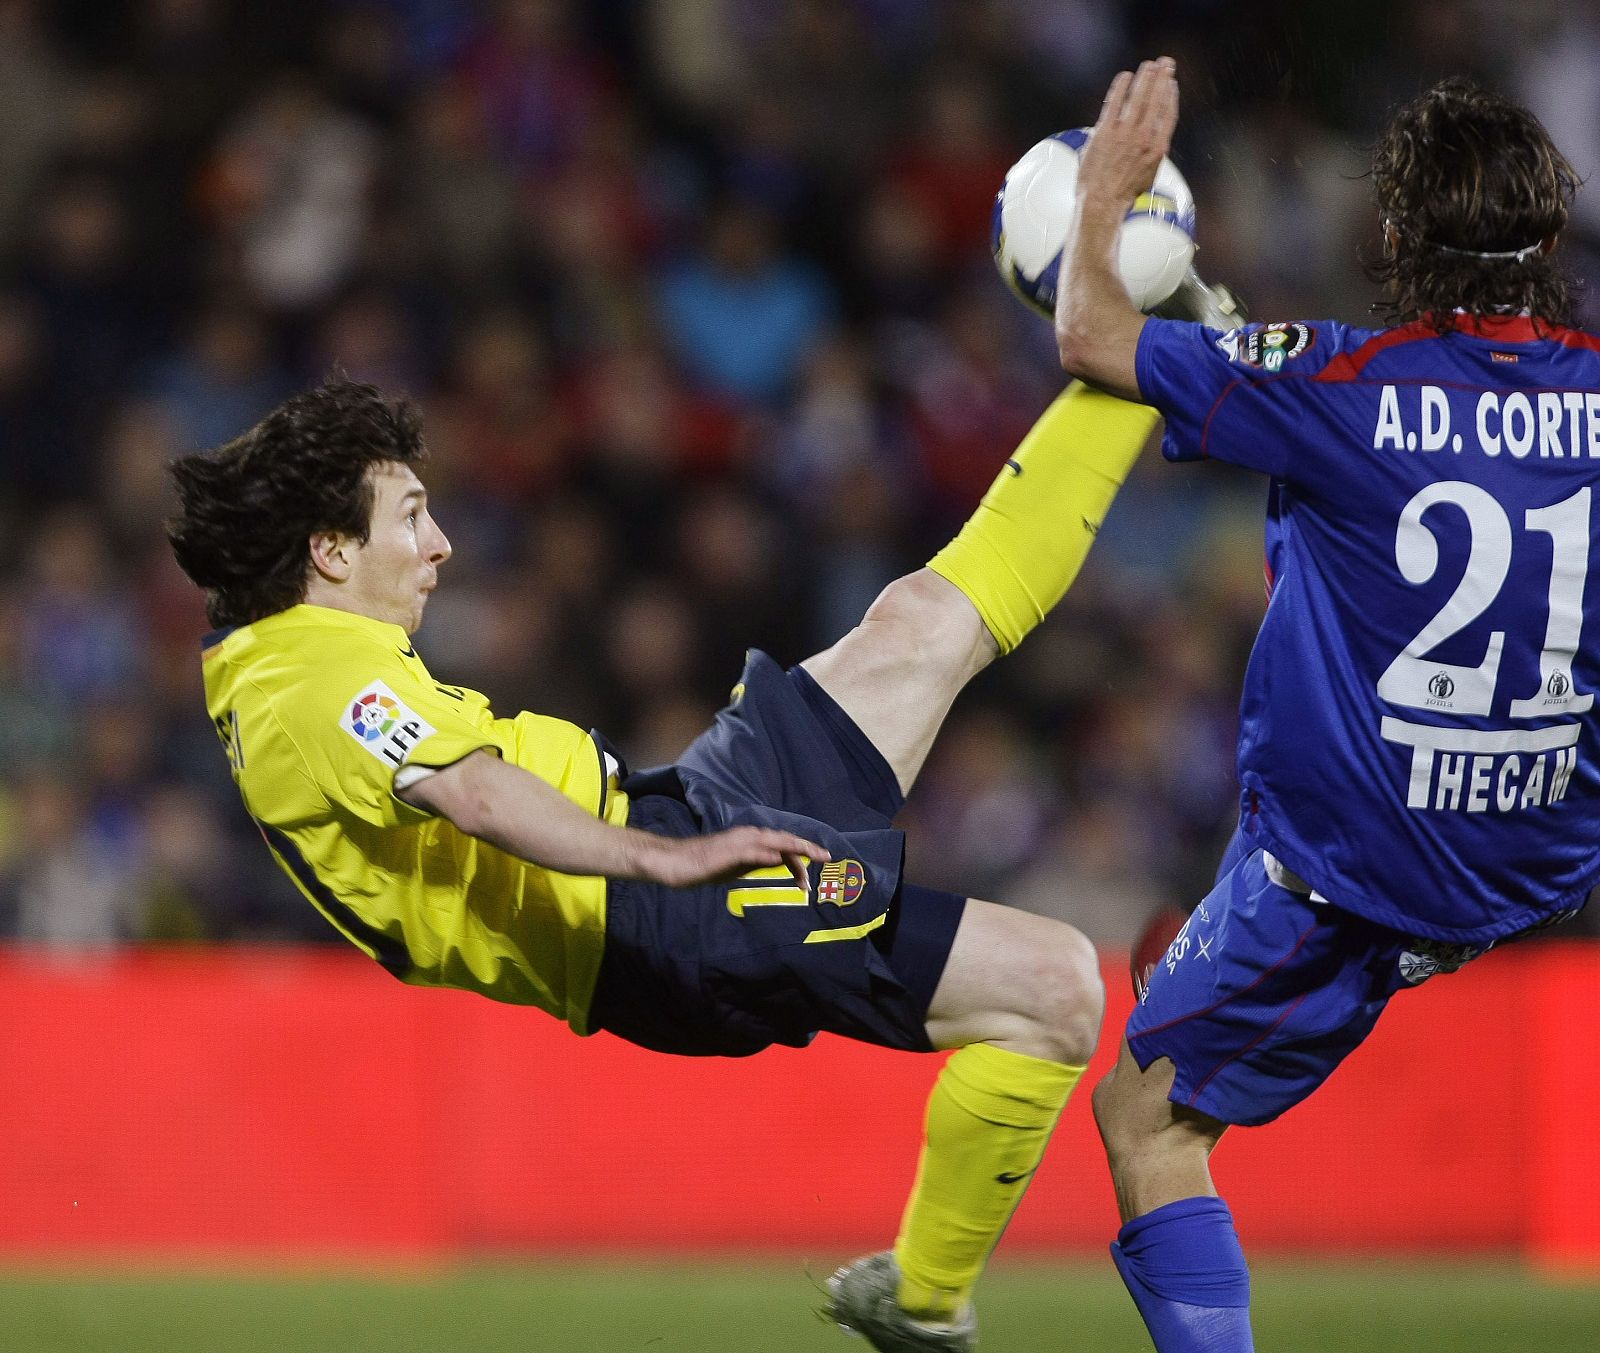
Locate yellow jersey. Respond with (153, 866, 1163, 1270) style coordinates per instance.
(200, 604, 629, 1032)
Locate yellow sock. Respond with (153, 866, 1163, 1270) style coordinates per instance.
(893, 1043, 1085, 1322)
(928, 382, 1160, 653)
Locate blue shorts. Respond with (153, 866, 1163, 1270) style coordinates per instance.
(589, 651, 967, 1057)
(1125, 846, 1489, 1126)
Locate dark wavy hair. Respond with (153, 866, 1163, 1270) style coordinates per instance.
(1371, 78, 1579, 331)
(167, 376, 426, 627)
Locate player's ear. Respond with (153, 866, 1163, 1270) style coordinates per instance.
(308, 530, 355, 582)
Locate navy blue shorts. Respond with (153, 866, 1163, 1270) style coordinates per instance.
(1124, 846, 1492, 1126)
(588, 651, 968, 1057)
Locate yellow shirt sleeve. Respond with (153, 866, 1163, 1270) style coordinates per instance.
(274, 637, 503, 832)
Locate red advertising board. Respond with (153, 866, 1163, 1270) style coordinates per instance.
(0, 944, 1591, 1265)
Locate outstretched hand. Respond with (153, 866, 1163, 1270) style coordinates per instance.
(1055, 56, 1179, 400)
(1077, 57, 1179, 210)
(650, 826, 827, 890)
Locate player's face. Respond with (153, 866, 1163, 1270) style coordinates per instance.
(347, 462, 452, 633)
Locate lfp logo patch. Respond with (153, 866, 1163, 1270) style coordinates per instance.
(816, 859, 867, 907)
(344, 680, 436, 767)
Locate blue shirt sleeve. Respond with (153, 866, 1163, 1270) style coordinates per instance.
(1135, 318, 1343, 479)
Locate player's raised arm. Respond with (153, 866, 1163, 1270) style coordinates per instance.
(1056, 58, 1180, 400)
(398, 749, 825, 888)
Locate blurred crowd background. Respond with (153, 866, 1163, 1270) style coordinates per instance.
(1, 0, 1597, 949)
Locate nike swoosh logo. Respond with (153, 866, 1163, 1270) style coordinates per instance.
(397, 644, 418, 660)
(995, 1170, 1034, 1185)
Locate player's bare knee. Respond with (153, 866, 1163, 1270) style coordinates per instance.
(1010, 923, 1104, 1064)
(1091, 1063, 1117, 1132)
(1093, 1066, 1139, 1162)
(1094, 1052, 1167, 1156)
(859, 569, 993, 672)
(1097, 1061, 1225, 1185)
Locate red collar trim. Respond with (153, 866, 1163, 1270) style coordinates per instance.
(1318, 314, 1600, 382)
(1428, 312, 1600, 353)
(1435, 313, 1540, 341)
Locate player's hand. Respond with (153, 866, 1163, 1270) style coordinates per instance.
(1077, 56, 1179, 211)
(649, 827, 828, 890)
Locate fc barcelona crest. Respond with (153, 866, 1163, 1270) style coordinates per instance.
(816, 859, 867, 907)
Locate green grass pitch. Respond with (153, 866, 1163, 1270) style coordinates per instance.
(1, 1259, 1596, 1351)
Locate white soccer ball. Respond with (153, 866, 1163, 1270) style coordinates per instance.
(991, 128, 1197, 316)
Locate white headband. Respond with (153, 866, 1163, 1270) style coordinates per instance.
(1429, 240, 1544, 262)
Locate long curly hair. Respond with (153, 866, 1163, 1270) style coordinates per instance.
(167, 376, 427, 628)
(1370, 78, 1579, 332)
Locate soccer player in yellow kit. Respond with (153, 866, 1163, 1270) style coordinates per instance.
(169, 374, 1159, 1352)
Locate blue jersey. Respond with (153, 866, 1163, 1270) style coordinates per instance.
(1137, 313, 1600, 942)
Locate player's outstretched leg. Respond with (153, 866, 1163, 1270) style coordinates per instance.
(827, 899, 1106, 1351)
(1093, 1042, 1254, 1352)
(803, 382, 1159, 796)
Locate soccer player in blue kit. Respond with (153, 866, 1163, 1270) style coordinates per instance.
(1057, 59, 1598, 1351)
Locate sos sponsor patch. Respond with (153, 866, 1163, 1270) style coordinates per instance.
(1236, 322, 1315, 372)
(344, 679, 437, 768)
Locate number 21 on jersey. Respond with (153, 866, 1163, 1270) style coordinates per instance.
(1378, 483, 1593, 719)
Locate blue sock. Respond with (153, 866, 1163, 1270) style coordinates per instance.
(1110, 1196, 1254, 1352)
